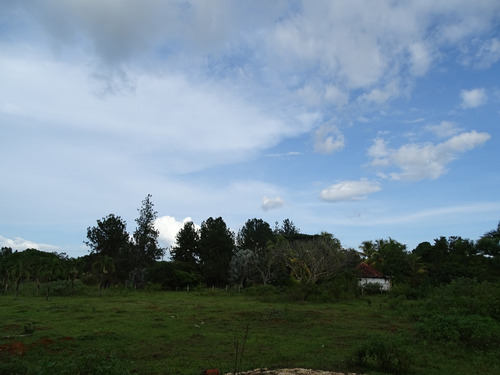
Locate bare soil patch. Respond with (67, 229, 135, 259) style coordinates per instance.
(225, 369, 362, 375)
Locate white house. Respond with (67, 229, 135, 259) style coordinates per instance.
(357, 263, 392, 292)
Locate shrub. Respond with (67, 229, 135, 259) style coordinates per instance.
(416, 313, 500, 350)
(390, 282, 429, 299)
(360, 282, 384, 295)
(424, 278, 500, 320)
(145, 282, 163, 292)
(349, 333, 413, 374)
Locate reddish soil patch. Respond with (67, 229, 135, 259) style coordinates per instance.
(223, 370, 362, 375)
(0, 336, 74, 356)
(0, 341, 27, 355)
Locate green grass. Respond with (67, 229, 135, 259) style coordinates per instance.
(0, 284, 499, 375)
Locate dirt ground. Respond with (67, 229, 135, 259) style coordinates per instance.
(224, 369, 362, 375)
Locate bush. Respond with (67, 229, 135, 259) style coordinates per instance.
(424, 278, 500, 320)
(416, 313, 500, 350)
(48, 279, 85, 296)
(145, 282, 163, 292)
(360, 282, 384, 295)
(349, 334, 413, 374)
(390, 282, 429, 299)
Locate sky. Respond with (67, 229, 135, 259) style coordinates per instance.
(1, 0, 500, 258)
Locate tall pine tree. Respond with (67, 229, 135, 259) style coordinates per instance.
(132, 194, 164, 268)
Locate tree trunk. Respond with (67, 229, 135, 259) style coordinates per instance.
(2, 276, 8, 294)
(14, 278, 21, 300)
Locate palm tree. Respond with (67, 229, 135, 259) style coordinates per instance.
(92, 255, 115, 290)
(40, 257, 63, 301)
(65, 258, 82, 295)
(11, 260, 25, 300)
(359, 240, 382, 268)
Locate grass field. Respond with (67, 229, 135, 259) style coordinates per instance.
(1, 284, 499, 375)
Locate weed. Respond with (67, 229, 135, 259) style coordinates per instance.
(229, 324, 250, 375)
(348, 333, 413, 374)
(22, 322, 34, 335)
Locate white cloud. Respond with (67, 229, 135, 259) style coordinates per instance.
(2, 1, 500, 256)
(460, 88, 487, 108)
(409, 42, 432, 76)
(358, 81, 400, 105)
(155, 216, 198, 249)
(462, 38, 500, 69)
(425, 121, 462, 138)
(320, 179, 381, 202)
(367, 138, 390, 166)
(314, 124, 345, 154)
(368, 131, 491, 181)
(0, 55, 309, 175)
(473, 38, 500, 69)
(262, 196, 285, 211)
(325, 85, 349, 107)
(0, 236, 59, 252)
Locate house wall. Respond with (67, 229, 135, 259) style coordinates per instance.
(358, 277, 391, 291)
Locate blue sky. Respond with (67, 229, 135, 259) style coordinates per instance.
(1, 1, 499, 258)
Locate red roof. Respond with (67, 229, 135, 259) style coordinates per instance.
(357, 262, 385, 278)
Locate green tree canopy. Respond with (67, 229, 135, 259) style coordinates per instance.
(132, 194, 164, 268)
(199, 217, 235, 287)
(85, 214, 131, 259)
(361, 238, 412, 284)
(170, 221, 199, 266)
(237, 218, 275, 252)
(275, 218, 300, 238)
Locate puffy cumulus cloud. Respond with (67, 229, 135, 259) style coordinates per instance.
(0, 235, 59, 252)
(262, 196, 285, 211)
(368, 131, 491, 181)
(461, 88, 488, 108)
(267, 1, 500, 108)
(314, 124, 345, 154)
(320, 179, 381, 202)
(155, 216, 198, 249)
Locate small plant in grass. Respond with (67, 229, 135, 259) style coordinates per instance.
(348, 333, 413, 374)
(22, 321, 35, 335)
(229, 324, 250, 375)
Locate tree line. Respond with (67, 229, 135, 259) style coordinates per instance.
(1, 194, 499, 297)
